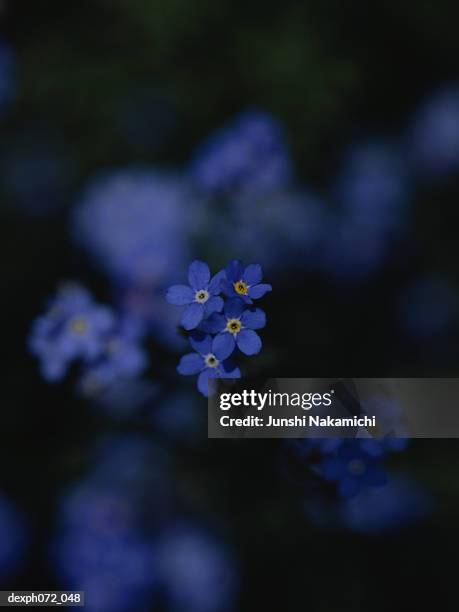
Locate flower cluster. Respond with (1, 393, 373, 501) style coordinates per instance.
(166, 260, 271, 396)
(29, 283, 148, 394)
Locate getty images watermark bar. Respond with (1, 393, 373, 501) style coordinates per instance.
(0, 592, 84, 606)
(208, 378, 459, 438)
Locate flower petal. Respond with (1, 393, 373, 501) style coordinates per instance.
(197, 368, 212, 396)
(224, 298, 245, 318)
(241, 308, 266, 330)
(204, 296, 224, 316)
(243, 263, 262, 285)
(188, 260, 211, 291)
(212, 332, 236, 360)
(166, 284, 194, 305)
(248, 283, 272, 299)
(221, 279, 237, 297)
(200, 313, 226, 334)
(177, 352, 204, 375)
(236, 329, 262, 355)
(220, 361, 241, 378)
(208, 269, 226, 295)
(226, 259, 244, 282)
(189, 331, 212, 355)
(181, 302, 205, 330)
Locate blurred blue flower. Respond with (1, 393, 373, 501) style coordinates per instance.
(398, 274, 458, 339)
(73, 169, 194, 286)
(177, 332, 241, 396)
(29, 283, 115, 382)
(315, 441, 387, 498)
(55, 483, 157, 612)
(222, 260, 272, 304)
(202, 299, 266, 357)
(0, 41, 15, 116)
(30, 284, 148, 394)
(0, 494, 27, 583)
(408, 85, 459, 176)
(322, 143, 409, 283)
(335, 143, 409, 232)
(167, 261, 224, 330)
(190, 110, 292, 197)
(339, 477, 430, 533)
(78, 317, 149, 396)
(158, 523, 238, 612)
(221, 190, 325, 274)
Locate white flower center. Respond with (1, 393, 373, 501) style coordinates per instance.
(195, 289, 210, 304)
(204, 353, 219, 368)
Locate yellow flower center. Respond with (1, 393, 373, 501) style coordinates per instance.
(70, 316, 88, 335)
(234, 280, 249, 296)
(205, 353, 219, 368)
(348, 459, 366, 476)
(226, 318, 242, 335)
(195, 289, 209, 304)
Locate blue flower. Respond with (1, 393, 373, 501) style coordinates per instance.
(158, 523, 238, 612)
(316, 441, 387, 498)
(408, 85, 459, 176)
(177, 332, 241, 396)
(72, 169, 193, 285)
(78, 318, 148, 395)
(29, 284, 115, 382)
(166, 261, 224, 330)
(190, 110, 292, 197)
(54, 481, 158, 612)
(222, 260, 271, 304)
(201, 298, 266, 357)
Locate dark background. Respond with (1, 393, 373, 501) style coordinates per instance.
(1, 1, 459, 610)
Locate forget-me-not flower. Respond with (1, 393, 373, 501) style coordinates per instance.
(222, 260, 271, 304)
(201, 298, 266, 357)
(166, 261, 224, 330)
(177, 332, 241, 396)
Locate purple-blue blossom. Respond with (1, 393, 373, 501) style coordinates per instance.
(190, 110, 292, 197)
(408, 85, 459, 176)
(166, 261, 224, 330)
(72, 169, 193, 285)
(29, 284, 147, 391)
(78, 318, 149, 395)
(222, 260, 272, 304)
(201, 298, 266, 357)
(29, 284, 115, 382)
(315, 441, 388, 498)
(157, 523, 238, 612)
(177, 332, 241, 396)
